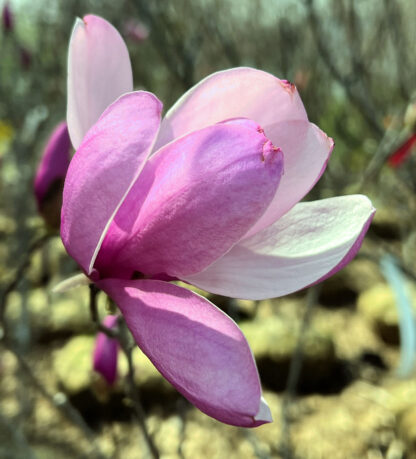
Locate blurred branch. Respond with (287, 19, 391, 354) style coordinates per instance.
(89, 286, 160, 459)
(0, 411, 35, 459)
(0, 232, 53, 338)
(279, 285, 321, 459)
(357, 123, 411, 191)
(134, 0, 199, 90)
(382, 0, 411, 100)
(304, 0, 384, 137)
(1, 340, 106, 459)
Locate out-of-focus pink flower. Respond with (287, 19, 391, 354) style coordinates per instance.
(388, 134, 416, 168)
(19, 46, 31, 70)
(2, 2, 13, 33)
(294, 69, 310, 91)
(61, 15, 375, 427)
(123, 19, 149, 42)
(93, 315, 119, 385)
(34, 121, 71, 229)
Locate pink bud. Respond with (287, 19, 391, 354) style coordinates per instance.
(93, 315, 119, 385)
(34, 122, 71, 229)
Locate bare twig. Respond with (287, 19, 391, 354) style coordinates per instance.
(89, 286, 160, 459)
(0, 232, 53, 338)
(279, 286, 320, 459)
(382, 0, 411, 100)
(304, 0, 383, 137)
(133, 0, 197, 90)
(356, 125, 411, 191)
(0, 411, 36, 459)
(1, 341, 106, 459)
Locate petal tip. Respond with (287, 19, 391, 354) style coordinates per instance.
(254, 396, 273, 425)
(279, 79, 297, 95)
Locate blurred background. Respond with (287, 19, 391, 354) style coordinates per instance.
(0, 0, 415, 457)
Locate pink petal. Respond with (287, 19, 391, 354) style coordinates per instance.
(97, 279, 272, 427)
(244, 121, 334, 238)
(95, 120, 283, 279)
(34, 121, 71, 207)
(67, 15, 133, 149)
(155, 67, 307, 150)
(61, 91, 162, 275)
(184, 195, 375, 300)
(93, 315, 119, 385)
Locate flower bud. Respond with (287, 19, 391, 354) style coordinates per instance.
(92, 315, 119, 385)
(34, 122, 71, 229)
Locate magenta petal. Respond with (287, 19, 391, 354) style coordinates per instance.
(97, 279, 271, 427)
(184, 196, 375, 300)
(61, 91, 162, 275)
(34, 121, 71, 208)
(156, 67, 307, 150)
(95, 121, 284, 279)
(67, 15, 133, 149)
(93, 315, 119, 385)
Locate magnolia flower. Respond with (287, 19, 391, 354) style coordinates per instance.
(61, 15, 375, 427)
(93, 315, 119, 385)
(34, 121, 71, 229)
(123, 19, 149, 42)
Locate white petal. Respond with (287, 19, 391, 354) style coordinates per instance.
(155, 67, 307, 150)
(67, 15, 133, 149)
(184, 196, 375, 300)
(254, 396, 273, 423)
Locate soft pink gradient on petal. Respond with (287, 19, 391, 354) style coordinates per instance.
(155, 67, 307, 150)
(244, 121, 334, 238)
(93, 315, 119, 385)
(309, 210, 374, 286)
(95, 121, 284, 279)
(97, 279, 271, 427)
(184, 195, 375, 300)
(61, 91, 162, 275)
(34, 121, 71, 207)
(67, 15, 133, 149)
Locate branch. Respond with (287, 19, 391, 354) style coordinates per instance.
(2, 341, 106, 459)
(89, 286, 160, 459)
(0, 232, 53, 338)
(304, 0, 384, 137)
(278, 285, 320, 459)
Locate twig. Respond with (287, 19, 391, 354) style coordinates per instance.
(304, 0, 383, 137)
(1, 340, 106, 459)
(0, 411, 36, 459)
(279, 286, 320, 459)
(356, 125, 410, 192)
(382, 0, 411, 100)
(0, 232, 53, 338)
(133, 0, 196, 90)
(89, 286, 160, 459)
